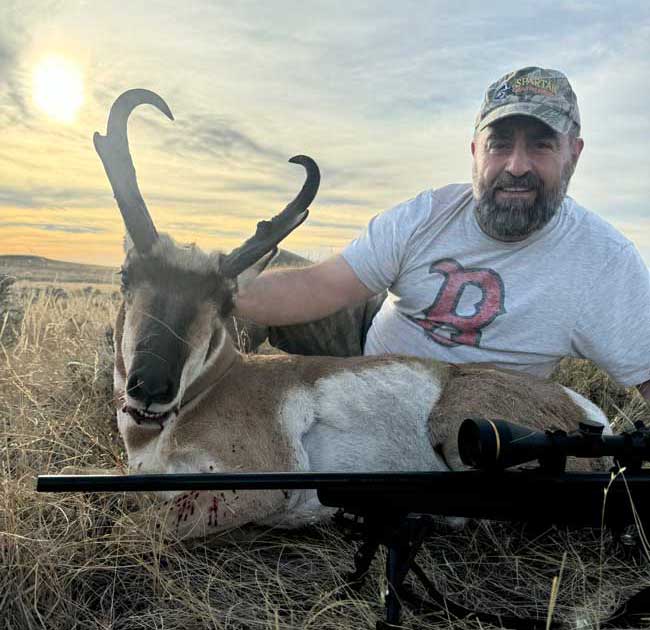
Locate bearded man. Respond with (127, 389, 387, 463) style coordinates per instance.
(236, 66, 650, 403)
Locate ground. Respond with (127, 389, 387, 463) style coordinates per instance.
(1, 257, 649, 629)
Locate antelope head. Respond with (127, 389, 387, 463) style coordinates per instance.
(94, 89, 320, 428)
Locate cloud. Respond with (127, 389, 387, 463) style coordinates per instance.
(0, 2, 51, 125)
(308, 219, 365, 231)
(0, 37, 27, 126)
(316, 195, 371, 208)
(0, 38, 13, 73)
(0, 186, 106, 210)
(164, 223, 243, 239)
(0, 221, 106, 234)
(163, 114, 283, 163)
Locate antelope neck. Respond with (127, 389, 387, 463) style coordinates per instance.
(181, 336, 240, 407)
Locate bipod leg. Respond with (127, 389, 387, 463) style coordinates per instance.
(346, 538, 380, 590)
(377, 529, 411, 629)
(376, 514, 434, 629)
(335, 510, 382, 593)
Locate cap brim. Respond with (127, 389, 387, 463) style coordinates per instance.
(477, 102, 568, 135)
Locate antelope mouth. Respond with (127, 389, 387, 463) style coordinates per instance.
(123, 404, 177, 427)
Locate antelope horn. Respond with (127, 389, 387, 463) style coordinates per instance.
(94, 89, 174, 255)
(221, 155, 320, 278)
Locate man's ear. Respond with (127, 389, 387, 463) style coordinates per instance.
(572, 137, 584, 161)
(235, 248, 278, 292)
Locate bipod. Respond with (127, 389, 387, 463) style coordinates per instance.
(335, 510, 561, 630)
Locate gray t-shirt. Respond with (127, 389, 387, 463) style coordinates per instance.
(342, 183, 650, 386)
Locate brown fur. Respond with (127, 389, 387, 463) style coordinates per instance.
(429, 364, 602, 471)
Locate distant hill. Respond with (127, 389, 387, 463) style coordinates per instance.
(0, 255, 118, 286)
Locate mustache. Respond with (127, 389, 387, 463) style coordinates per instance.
(491, 172, 541, 190)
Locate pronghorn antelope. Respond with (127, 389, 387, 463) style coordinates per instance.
(91, 89, 611, 539)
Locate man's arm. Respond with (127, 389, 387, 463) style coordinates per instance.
(637, 380, 650, 404)
(234, 254, 375, 326)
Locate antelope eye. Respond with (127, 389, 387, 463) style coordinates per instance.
(119, 269, 132, 296)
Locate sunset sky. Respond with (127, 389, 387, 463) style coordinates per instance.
(1, 1, 649, 268)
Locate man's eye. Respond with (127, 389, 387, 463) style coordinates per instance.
(488, 141, 508, 151)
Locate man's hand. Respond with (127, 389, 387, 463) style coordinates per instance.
(637, 379, 650, 403)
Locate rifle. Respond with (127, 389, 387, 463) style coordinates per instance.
(37, 418, 650, 630)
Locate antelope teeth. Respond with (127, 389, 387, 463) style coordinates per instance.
(123, 405, 175, 426)
(141, 410, 165, 419)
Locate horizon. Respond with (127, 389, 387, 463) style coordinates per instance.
(3, 253, 648, 282)
(1, 2, 649, 267)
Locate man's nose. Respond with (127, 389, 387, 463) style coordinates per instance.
(505, 142, 532, 178)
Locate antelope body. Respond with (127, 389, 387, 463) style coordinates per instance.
(96, 90, 610, 539)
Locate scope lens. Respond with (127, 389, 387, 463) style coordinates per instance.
(459, 419, 497, 468)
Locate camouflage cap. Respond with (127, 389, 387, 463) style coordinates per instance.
(475, 66, 581, 135)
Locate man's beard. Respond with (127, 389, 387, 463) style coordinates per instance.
(472, 160, 576, 241)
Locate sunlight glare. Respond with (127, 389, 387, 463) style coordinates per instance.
(32, 55, 84, 123)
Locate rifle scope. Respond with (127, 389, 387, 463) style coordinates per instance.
(458, 417, 650, 472)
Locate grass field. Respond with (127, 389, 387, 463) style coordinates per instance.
(1, 259, 650, 629)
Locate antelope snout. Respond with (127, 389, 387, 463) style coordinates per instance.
(126, 369, 176, 407)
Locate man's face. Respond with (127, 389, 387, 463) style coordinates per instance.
(471, 115, 584, 241)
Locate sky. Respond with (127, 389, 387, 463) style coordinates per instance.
(0, 1, 649, 268)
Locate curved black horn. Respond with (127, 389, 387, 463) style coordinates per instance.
(221, 155, 320, 278)
(94, 89, 174, 255)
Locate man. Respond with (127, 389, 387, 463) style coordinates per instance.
(236, 66, 650, 402)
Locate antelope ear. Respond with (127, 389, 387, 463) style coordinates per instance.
(234, 247, 278, 292)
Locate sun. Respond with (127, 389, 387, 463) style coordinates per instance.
(32, 55, 84, 123)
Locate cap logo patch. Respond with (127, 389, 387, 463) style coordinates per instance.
(512, 76, 558, 97)
(493, 82, 512, 101)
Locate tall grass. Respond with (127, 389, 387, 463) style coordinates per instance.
(0, 274, 23, 346)
(1, 288, 649, 629)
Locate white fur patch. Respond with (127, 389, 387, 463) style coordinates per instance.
(121, 414, 218, 501)
(278, 387, 316, 471)
(275, 387, 320, 523)
(561, 387, 612, 435)
(176, 326, 217, 405)
(303, 362, 447, 473)
(120, 316, 137, 377)
(273, 361, 448, 527)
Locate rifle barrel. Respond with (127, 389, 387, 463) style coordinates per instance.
(36, 470, 650, 529)
(37, 471, 453, 493)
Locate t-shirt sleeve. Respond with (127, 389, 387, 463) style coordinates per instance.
(341, 196, 425, 294)
(571, 243, 650, 387)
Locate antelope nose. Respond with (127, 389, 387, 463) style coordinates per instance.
(126, 371, 175, 406)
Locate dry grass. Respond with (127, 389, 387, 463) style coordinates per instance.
(1, 274, 23, 346)
(2, 288, 650, 629)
